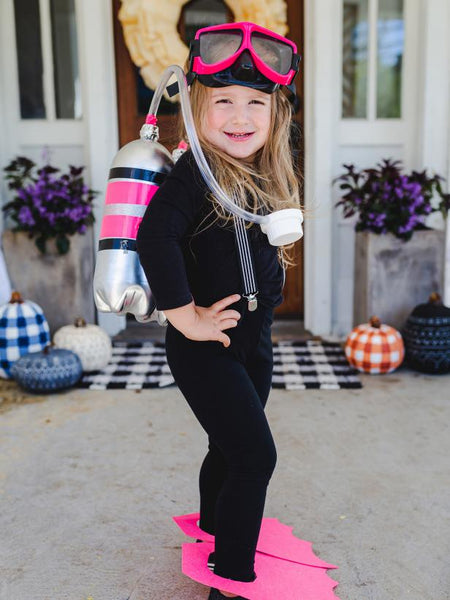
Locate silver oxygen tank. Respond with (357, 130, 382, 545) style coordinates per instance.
(93, 116, 173, 324)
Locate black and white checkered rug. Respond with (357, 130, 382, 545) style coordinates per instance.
(77, 340, 362, 390)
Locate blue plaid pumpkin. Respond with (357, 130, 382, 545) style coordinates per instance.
(0, 291, 50, 378)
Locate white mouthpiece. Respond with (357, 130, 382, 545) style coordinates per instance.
(260, 209, 304, 246)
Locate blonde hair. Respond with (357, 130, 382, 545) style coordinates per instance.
(178, 81, 303, 268)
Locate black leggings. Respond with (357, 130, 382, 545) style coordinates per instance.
(165, 301, 276, 582)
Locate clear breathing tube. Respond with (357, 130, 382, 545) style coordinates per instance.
(148, 65, 264, 224)
(147, 65, 304, 246)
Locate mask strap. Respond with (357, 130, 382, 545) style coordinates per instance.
(285, 82, 300, 112)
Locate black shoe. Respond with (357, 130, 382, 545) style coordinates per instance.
(207, 589, 248, 600)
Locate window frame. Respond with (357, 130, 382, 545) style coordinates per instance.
(14, 0, 83, 124)
(341, 0, 405, 123)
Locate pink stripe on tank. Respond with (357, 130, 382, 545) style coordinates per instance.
(100, 214, 143, 240)
(105, 180, 159, 206)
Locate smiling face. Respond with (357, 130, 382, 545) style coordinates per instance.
(200, 85, 272, 161)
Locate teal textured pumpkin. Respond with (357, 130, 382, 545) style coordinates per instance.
(402, 293, 450, 374)
(11, 346, 83, 392)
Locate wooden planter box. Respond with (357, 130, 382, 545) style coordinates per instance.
(2, 229, 95, 334)
(353, 229, 446, 329)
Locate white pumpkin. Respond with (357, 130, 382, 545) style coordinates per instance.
(53, 318, 112, 371)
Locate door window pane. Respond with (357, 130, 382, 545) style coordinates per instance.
(50, 0, 82, 119)
(342, 0, 369, 118)
(182, 0, 231, 44)
(14, 0, 46, 119)
(376, 0, 403, 118)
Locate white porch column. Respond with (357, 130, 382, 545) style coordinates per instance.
(77, 0, 125, 334)
(304, 0, 339, 336)
(415, 0, 450, 305)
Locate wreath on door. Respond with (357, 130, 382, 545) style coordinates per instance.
(118, 0, 289, 100)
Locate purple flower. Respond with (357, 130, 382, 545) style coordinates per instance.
(41, 146, 51, 164)
(18, 206, 35, 226)
(2, 156, 97, 254)
(409, 182, 422, 196)
(409, 195, 424, 210)
(46, 212, 57, 226)
(374, 214, 386, 227)
(334, 158, 450, 240)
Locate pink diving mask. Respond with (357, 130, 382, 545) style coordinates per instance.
(186, 22, 301, 95)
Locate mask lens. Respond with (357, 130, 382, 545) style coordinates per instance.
(199, 31, 243, 65)
(251, 32, 293, 75)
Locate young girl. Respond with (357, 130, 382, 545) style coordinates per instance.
(136, 22, 301, 600)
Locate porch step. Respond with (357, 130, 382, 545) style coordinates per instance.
(113, 318, 313, 344)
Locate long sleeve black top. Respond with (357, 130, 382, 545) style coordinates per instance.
(136, 150, 284, 312)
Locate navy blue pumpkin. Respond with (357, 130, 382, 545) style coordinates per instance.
(402, 293, 450, 374)
(11, 345, 83, 393)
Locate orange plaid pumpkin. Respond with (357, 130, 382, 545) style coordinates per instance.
(345, 316, 405, 374)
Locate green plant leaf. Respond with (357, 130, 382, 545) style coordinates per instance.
(35, 236, 47, 255)
(56, 235, 70, 255)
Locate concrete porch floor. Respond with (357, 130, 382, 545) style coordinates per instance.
(0, 346, 449, 600)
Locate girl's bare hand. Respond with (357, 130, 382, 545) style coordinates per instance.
(184, 294, 241, 347)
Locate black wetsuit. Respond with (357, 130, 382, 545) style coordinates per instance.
(136, 150, 284, 581)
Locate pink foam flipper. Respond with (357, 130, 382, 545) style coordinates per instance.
(173, 513, 336, 569)
(173, 512, 215, 543)
(182, 542, 340, 600)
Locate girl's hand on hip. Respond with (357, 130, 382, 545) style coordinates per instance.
(187, 294, 241, 347)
